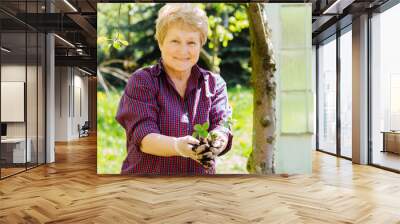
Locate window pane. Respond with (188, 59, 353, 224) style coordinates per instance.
(371, 3, 400, 171)
(340, 29, 352, 158)
(318, 37, 337, 154)
(0, 2, 28, 177)
(27, 30, 38, 169)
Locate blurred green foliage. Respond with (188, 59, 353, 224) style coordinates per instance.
(216, 85, 253, 174)
(97, 91, 126, 174)
(97, 85, 253, 174)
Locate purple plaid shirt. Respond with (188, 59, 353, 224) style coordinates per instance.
(116, 58, 233, 175)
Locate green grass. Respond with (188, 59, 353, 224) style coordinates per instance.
(97, 85, 253, 174)
(216, 85, 253, 174)
(97, 91, 126, 174)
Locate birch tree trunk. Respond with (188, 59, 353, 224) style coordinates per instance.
(246, 3, 277, 174)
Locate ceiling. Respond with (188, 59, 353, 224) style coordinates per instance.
(0, 0, 97, 74)
(310, 0, 390, 43)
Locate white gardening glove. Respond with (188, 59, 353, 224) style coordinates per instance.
(193, 130, 228, 169)
(208, 130, 228, 156)
(173, 136, 201, 162)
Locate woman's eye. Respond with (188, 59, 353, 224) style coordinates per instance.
(171, 40, 178, 43)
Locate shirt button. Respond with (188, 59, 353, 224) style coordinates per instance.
(181, 113, 189, 123)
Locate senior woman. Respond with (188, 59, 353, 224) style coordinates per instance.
(116, 3, 233, 175)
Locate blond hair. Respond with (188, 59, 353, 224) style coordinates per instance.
(155, 3, 208, 46)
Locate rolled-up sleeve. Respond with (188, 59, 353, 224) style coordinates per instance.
(115, 70, 160, 147)
(209, 75, 233, 157)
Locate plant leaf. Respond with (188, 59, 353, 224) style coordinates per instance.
(113, 41, 121, 49)
(202, 122, 209, 130)
(119, 40, 129, 46)
(199, 130, 208, 138)
(194, 124, 202, 131)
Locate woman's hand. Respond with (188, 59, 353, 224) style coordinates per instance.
(209, 130, 228, 156)
(173, 136, 201, 161)
(193, 130, 228, 168)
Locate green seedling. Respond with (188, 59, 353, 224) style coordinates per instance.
(191, 122, 212, 168)
(191, 121, 231, 169)
(192, 122, 209, 140)
(191, 118, 236, 169)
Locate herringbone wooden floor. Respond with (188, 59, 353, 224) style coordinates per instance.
(1, 135, 400, 224)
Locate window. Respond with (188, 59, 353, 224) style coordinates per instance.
(340, 28, 352, 158)
(318, 36, 337, 154)
(0, 0, 47, 179)
(371, 3, 400, 171)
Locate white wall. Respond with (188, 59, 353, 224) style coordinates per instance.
(54, 66, 89, 141)
(55, 66, 69, 141)
(265, 3, 313, 174)
(1, 63, 46, 164)
(1, 65, 37, 137)
(1, 65, 27, 140)
(73, 72, 89, 138)
(1, 82, 25, 122)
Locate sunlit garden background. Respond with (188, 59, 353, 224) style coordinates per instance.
(97, 3, 253, 174)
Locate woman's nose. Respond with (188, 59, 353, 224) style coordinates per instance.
(177, 43, 191, 54)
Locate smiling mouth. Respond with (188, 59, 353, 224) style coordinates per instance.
(174, 57, 190, 61)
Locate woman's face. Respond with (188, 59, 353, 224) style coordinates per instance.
(159, 23, 202, 74)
